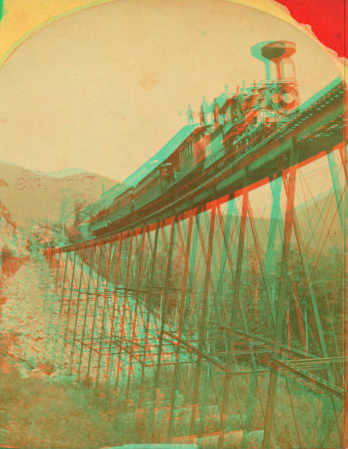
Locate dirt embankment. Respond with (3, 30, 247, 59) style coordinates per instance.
(0, 251, 55, 379)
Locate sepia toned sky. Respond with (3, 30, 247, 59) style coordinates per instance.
(0, 0, 342, 181)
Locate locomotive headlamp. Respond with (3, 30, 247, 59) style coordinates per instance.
(260, 83, 298, 114)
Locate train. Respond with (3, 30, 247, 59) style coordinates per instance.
(86, 41, 300, 237)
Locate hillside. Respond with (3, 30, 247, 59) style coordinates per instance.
(295, 188, 342, 248)
(222, 187, 341, 255)
(0, 161, 119, 224)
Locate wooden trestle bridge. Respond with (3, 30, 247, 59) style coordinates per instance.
(41, 76, 346, 448)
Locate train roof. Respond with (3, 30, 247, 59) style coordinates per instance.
(93, 124, 199, 209)
(121, 124, 200, 189)
(94, 184, 124, 210)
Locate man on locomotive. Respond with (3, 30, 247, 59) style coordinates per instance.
(200, 96, 209, 126)
(187, 104, 194, 125)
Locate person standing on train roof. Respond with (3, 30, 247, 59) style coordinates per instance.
(200, 96, 209, 126)
(220, 85, 230, 122)
(187, 104, 194, 125)
(222, 84, 230, 100)
(212, 98, 220, 127)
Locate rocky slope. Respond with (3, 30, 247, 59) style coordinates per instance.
(0, 161, 120, 385)
(0, 254, 54, 379)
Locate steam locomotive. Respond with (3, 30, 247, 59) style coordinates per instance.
(88, 41, 299, 237)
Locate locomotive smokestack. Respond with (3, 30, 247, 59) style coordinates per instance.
(251, 40, 297, 83)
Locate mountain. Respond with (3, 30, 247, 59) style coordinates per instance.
(43, 168, 90, 178)
(0, 161, 119, 224)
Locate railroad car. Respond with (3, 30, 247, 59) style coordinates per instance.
(133, 166, 164, 212)
(167, 127, 209, 190)
(111, 187, 134, 222)
(90, 187, 134, 233)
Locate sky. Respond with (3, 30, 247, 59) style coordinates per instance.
(0, 0, 341, 182)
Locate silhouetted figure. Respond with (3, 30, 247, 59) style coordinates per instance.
(187, 104, 194, 125)
(212, 98, 220, 127)
(241, 80, 247, 93)
(200, 96, 209, 126)
(223, 84, 230, 100)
